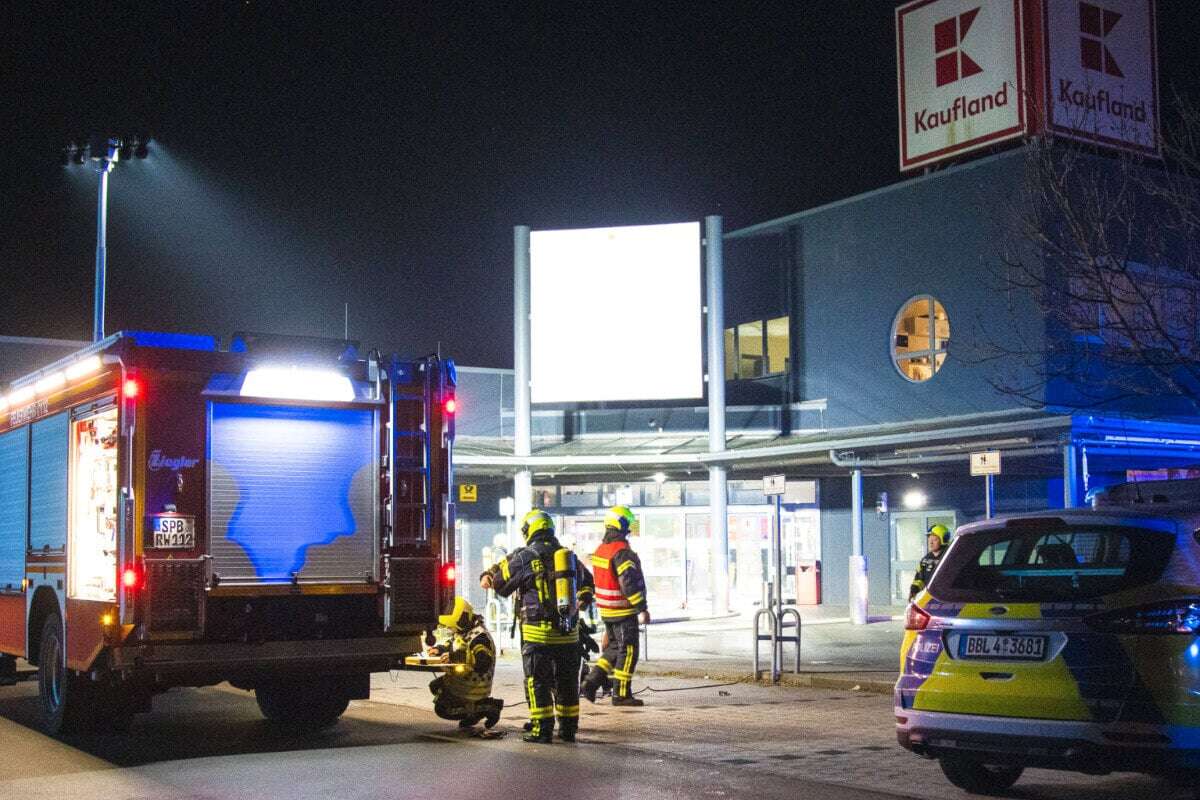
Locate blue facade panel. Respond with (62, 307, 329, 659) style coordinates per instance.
(29, 413, 68, 553)
(0, 427, 28, 590)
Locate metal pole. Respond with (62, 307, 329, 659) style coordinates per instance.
(514, 225, 533, 518)
(984, 474, 995, 519)
(773, 494, 784, 673)
(93, 162, 112, 342)
(1063, 441, 1080, 509)
(849, 468, 868, 625)
(705, 215, 729, 616)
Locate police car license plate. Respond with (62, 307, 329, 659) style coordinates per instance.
(151, 515, 195, 549)
(960, 634, 1046, 660)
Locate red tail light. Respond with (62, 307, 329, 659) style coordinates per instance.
(905, 603, 931, 631)
(122, 378, 140, 399)
(122, 566, 141, 590)
(444, 396, 457, 415)
(441, 563, 456, 585)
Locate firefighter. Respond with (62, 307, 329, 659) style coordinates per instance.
(581, 505, 649, 707)
(908, 524, 951, 601)
(427, 597, 504, 729)
(479, 510, 594, 743)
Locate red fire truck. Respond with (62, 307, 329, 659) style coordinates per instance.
(0, 330, 457, 733)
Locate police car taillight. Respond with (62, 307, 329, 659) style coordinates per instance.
(905, 603, 931, 631)
(1085, 600, 1200, 635)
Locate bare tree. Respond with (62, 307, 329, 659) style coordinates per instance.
(979, 96, 1200, 414)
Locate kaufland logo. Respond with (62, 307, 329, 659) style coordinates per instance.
(934, 7, 982, 87)
(1057, 1, 1148, 127)
(912, 4, 1011, 135)
(1079, 2, 1123, 77)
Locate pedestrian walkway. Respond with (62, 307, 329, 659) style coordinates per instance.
(489, 605, 906, 694)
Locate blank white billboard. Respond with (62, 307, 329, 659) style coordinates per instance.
(530, 221, 703, 403)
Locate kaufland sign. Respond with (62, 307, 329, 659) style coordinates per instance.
(897, 0, 1026, 171)
(896, 0, 1160, 171)
(1043, 0, 1159, 156)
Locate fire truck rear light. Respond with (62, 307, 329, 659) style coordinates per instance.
(442, 564, 456, 585)
(444, 397, 457, 414)
(122, 567, 140, 590)
(123, 378, 140, 399)
(101, 613, 114, 627)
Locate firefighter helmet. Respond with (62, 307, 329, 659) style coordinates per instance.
(928, 523, 951, 546)
(438, 596, 474, 630)
(604, 505, 639, 536)
(520, 509, 554, 542)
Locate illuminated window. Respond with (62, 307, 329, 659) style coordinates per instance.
(724, 316, 790, 380)
(893, 296, 949, 382)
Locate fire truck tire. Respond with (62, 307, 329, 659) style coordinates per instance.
(255, 679, 351, 730)
(37, 614, 96, 735)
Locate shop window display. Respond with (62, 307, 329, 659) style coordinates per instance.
(69, 408, 119, 602)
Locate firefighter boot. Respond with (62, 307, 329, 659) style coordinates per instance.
(458, 713, 484, 728)
(580, 666, 603, 703)
(482, 698, 504, 729)
(612, 695, 644, 707)
(558, 718, 578, 743)
(522, 720, 553, 744)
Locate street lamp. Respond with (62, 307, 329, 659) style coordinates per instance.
(62, 134, 151, 341)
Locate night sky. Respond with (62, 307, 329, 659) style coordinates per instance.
(4, 2, 1198, 367)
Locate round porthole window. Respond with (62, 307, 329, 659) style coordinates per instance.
(892, 296, 949, 382)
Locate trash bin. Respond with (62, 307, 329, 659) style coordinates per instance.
(795, 559, 821, 605)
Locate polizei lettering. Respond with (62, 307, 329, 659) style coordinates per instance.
(149, 450, 199, 471)
(914, 84, 1009, 133)
(1058, 80, 1147, 123)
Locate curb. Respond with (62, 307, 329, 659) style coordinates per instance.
(635, 663, 898, 695)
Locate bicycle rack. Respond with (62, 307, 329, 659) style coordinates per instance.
(753, 606, 801, 682)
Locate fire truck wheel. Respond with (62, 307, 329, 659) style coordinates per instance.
(37, 614, 96, 735)
(255, 679, 351, 730)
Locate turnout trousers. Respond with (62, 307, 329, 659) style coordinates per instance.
(521, 642, 581, 738)
(595, 616, 640, 699)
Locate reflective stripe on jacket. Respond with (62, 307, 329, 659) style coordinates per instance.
(591, 539, 647, 620)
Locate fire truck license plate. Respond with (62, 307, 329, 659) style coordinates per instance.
(151, 516, 195, 549)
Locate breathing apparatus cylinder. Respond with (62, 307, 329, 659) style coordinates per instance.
(554, 548, 578, 632)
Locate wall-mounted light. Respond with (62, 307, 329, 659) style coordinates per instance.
(902, 490, 927, 510)
(651, 472, 667, 484)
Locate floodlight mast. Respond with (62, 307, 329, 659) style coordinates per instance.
(92, 137, 119, 342)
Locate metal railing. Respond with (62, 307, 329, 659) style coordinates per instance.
(753, 606, 801, 682)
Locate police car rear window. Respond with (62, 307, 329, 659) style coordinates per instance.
(929, 524, 1174, 602)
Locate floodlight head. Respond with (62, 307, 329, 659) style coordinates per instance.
(134, 136, 150, 159)
(88, 135, 121, 163)
(70, 143, 86, 165)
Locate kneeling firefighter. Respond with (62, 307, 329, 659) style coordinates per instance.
(480, 510, 594, 743)
(428, 597, 504, 729)
(582, 505, 649, 707)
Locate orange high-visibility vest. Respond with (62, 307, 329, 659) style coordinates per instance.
(591, 540, 636, 618)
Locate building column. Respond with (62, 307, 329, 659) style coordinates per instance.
(705, 215, 729, 616)
(849, 468, 868, 625)
(514, 225, 533, 522)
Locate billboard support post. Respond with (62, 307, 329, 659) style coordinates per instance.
(705, 215, 729, 616)
(514, 225, 533, 519)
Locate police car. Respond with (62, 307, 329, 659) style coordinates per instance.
(896, 479, 1200, 793)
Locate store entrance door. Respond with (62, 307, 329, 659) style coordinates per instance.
(890, 510, 956, 604)
(684, 514, 711, 611)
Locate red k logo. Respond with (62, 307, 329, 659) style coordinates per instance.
(934, 7, 983, 87)
(1079, 2, 1123, 78)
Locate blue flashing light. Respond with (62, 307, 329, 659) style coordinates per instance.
(126, 331, 218, 352)
(1189, 641, 1200, 661)
(445, 359, 457, 387)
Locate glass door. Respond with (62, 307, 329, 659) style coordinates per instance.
(684, 513, 711, 611)
(890, 510, 956, 604)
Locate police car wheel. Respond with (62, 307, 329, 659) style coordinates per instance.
(939, 757, 1023, 794)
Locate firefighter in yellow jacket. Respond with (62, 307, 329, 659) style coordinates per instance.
(427, 597, 503, 729)
(480, 510, 594, 743)
(581, 505, 649, 707)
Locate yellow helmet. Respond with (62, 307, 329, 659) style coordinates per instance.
(928, 524, 951, 546)
(520, 509, 554, 542)
(604, 505, 639, 536)
(438, 596, 474, 630)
